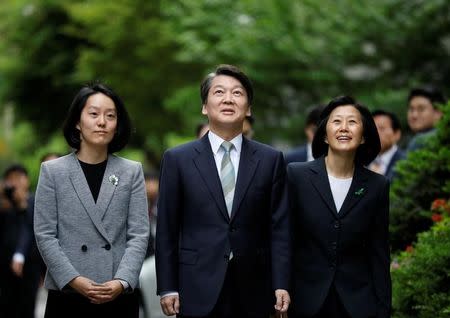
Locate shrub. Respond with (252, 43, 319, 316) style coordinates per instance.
(392, 201, 450, 318)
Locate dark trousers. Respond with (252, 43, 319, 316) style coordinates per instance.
(45, 289, 139, 318)
(291, 285, 351, 318)
(179, 259, 267, 318)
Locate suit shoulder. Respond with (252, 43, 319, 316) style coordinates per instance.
(287, 159, 314, 172)
(248, 139, 282, 156)
(163, 139, 199, 157)
(363, 166, 389, 185)
(42, 153, 72, 170)
(111, 155, 142, 168)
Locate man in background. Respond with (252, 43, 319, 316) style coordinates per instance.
(0, 164, 40, 318)
(406, 86, 445, 151)
(369, 110, 405, 181)
(285, 105, 323, 164)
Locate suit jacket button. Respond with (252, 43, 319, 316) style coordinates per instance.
(334, 221, 340, 229)
(81, 245, 87, 252)
(104, 244, 111, 250)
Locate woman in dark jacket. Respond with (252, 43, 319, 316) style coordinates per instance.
(287, 96, 391, 318)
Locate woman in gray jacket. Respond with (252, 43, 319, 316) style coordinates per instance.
(34, 82, 149, 317)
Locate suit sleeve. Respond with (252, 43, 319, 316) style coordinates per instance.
(369, 179, 392, 318)
(14, 196, 34, 258)
(34, 163, 80, 289)
(271, 152, 291, 290)
(114, 162, 150, 289)
(155, 150, 181, 295)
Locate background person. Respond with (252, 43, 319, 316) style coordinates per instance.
(285, 105, 323, 164)
(0, 164, 38, 318)
(369, 110, 405, 181)
(406, 86, 445, 152)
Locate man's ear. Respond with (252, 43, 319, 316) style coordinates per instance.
(246, 105, 252, 117)
(361, 136, 365, 144)
(201, 105, 208, 115)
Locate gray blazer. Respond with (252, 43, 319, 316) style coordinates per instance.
(34, 152, 149, 291)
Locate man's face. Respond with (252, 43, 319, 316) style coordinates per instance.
(5, 171, 29, 191)
(374, 115, 401, 153)
(304, 124, 317, 143)
(202, 75, 251, 131)
(407, 96, 442, 133)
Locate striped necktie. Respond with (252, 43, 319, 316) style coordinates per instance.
(220, 141, 235, 216)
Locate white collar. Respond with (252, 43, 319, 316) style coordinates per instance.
(378, 144, 398, 166)
(208, 131, 243, 155)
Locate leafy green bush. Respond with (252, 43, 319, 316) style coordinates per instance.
(392, 203, 450, 318)
(389, 101, 450, 251)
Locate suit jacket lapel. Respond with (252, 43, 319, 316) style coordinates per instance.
(68, 153, 111, 242)
(193, 135, 230, 222)
(309, 157, 339, 218)
(230, 138, 259, 222)
(338, 165, 369, 218)
(96, 154, 117, 221)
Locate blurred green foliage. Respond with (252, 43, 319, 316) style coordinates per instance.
(0, 0, 449, 174)
(392, 215, 450, 317)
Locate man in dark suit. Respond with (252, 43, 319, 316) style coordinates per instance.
(369, 110, 405, 181)
(156, 64, 291, 318)
(285, 105, 323, 164)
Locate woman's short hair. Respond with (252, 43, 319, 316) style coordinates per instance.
(200, 64, 253, 106)
(63, 82, 131, 153)
(312, 95, 381, 166)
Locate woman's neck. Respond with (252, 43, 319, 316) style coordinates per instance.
(76, 144, 108, 164)
(325, 151, 355, 179)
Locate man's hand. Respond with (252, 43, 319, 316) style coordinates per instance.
(160, 294, 180, 316)
(274, 289, 290, 314)
(10, 259, 24, 277)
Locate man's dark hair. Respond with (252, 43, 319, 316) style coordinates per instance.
(200, 64, 253, 106)
(63, 81, 131, 153)
(407, 86, 446, 109)
(312, 95, 381, 166)
(305, 105, 324, 127)
(3, 164, 28, 179)
(371, 109, 402, 132)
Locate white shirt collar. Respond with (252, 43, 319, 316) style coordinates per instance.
(208, 130, 243, 155)
(378, 144, 398, 167)
(306, 142, 314, 162)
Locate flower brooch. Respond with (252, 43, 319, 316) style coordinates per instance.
(354, 187, 365, 196)
(109, 174, 119, 186)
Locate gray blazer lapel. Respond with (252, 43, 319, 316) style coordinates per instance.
(230, 139, 259, 222)
(338, 165, 369, 218)
(68, 153, 111, 243)
(310, 157, 339, 218)
(96, 154, 118, 221)
(193, 137, 230, 222)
